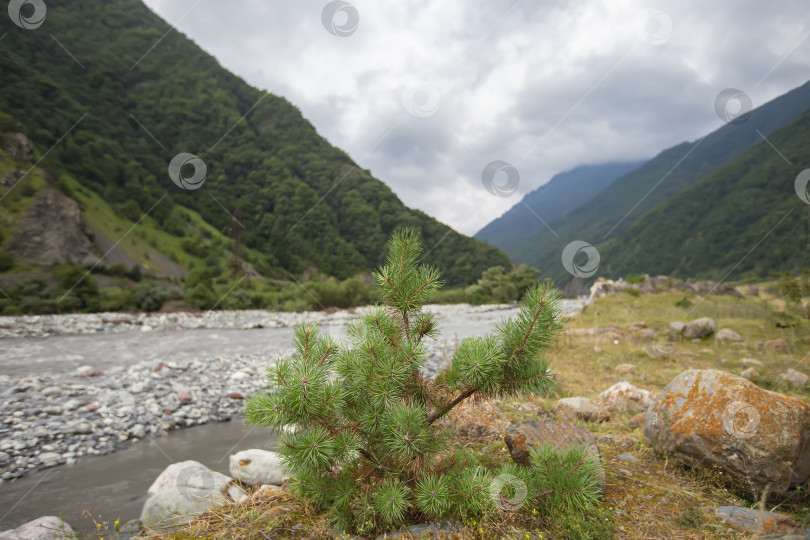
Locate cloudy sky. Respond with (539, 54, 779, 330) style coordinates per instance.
(142, 0, 810, 236)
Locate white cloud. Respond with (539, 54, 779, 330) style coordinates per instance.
(142, 0, 810, 235)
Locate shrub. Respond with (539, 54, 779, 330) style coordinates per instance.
(244, 230, 581, 534)
(0, 251, 14, 272)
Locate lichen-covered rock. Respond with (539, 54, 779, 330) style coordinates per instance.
(552, 397, 610, 422)
(645, 369, 810, 495)
(504, 421, 605, 487)
(680, 318, 717, 339)
(436, 399, 511, 440)
(598, 381, 653, 414)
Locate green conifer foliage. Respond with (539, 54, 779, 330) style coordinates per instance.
(244, 229, 567, 533)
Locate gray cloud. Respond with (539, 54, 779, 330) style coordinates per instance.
(143, 0, 810, 235)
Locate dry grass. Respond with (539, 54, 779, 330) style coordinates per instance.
(146, 288, 809, 539)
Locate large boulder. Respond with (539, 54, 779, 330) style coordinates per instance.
(716, 506, 810, 535)
(598, 382, 654, 414)
(504, 421, 605, 488)
(680, 317, 716, 339)
(0, 516, 74, 540)
(229, 449, 287, 486)
(141, 460, 246, 531)
(645, 369, 810, 495)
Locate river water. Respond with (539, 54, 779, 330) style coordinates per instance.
(0, 301, 584, 533)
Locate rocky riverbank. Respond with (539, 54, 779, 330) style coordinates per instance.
(0, 303, 555, 339)
(2, 304, 539, 483)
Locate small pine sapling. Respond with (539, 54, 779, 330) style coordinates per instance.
(245, 229, 571, 533)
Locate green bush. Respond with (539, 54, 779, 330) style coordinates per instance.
(244, 231, 587, 535)
(0, 251, 14, 272)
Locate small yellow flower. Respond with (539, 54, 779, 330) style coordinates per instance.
(532, 507, 537, 514)
(96, 523, 101, 529)
(114, 519, 119, 526)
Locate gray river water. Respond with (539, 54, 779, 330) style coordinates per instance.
(0, 302, 584, 532)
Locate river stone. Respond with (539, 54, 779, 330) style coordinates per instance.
(716, 506, 810, 535)
(716, 328, 743, 342)
(598, 381, 653, 414)
(141, 460, 246, 531)
(552, 397, 610, 422)
(0, 516, 74, 539)
(375, 520, 464, 539)
(645, 368, 810, 495)
(146, 460, 245, 500)
(504, 421, 605, 488)
(229, 449, 286, 486)
(37, 452, 61, 468)
(680, 317, 716, 339)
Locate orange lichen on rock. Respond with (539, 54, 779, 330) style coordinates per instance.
(645, 368, 810, 495)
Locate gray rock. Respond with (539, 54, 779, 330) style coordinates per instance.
(680, 317, 716, 339)
(229, 449, 286, 486)
(716, 505, 810, 535)
(37, 452, 61, 468)
(376, 521, 464, 540)
(645, 369, 810, 495)
(777, 368, 809, 387)
(598, 382, 653, 414)
(0, 516, 74, 539)
(716, 328, 743, 342)
(741, 357, 763, 367)
(129, 424, 146, 439)
(141, 460, 246, 531)
(552, 397, 610, 422)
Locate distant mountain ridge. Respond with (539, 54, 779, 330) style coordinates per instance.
(476, 79, 810, 282)
(475, 161, 644, 255)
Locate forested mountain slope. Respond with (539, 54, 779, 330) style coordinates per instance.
(0, 0, 508, 287)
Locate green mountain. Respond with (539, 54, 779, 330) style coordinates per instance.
(0, 0, 508, 292)
(600, 110, 810, 279)
(478, 80, 810, 283)
(474, 161, 643, 254)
